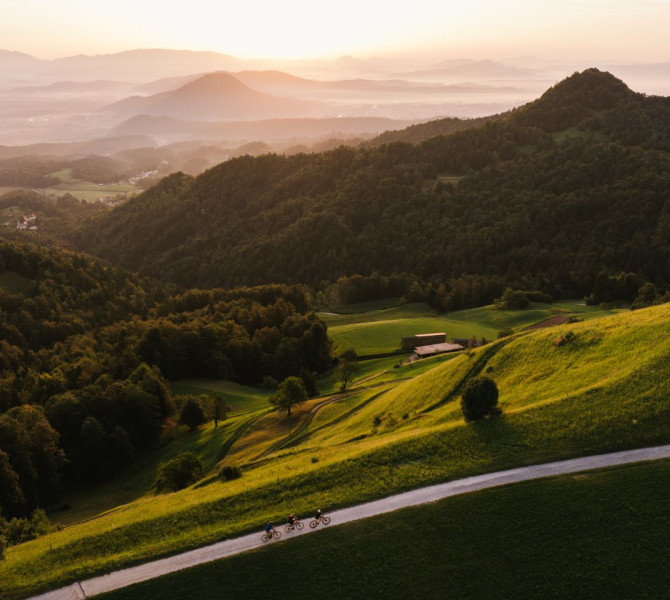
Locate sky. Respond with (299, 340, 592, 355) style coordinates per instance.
(1, 0, 669, 62)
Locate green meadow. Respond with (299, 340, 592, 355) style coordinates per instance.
(1, 302, 668, 599)
(98, 459, 670, 600)
(321, 300, 620, 355)
(44, 168, 137, 202)
(170, 379, 273, 414)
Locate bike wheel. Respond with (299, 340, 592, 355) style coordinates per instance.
(296, 521, 304, 530)
(273, 530, 282, 539)
(284, 524, 292, 533)
(309, 520, 318, 528)
(261, 533, 269, 542)
(322, 516, 331, 525)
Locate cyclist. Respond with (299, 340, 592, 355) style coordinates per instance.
(287, 513, 297, 527)
(265, 521, 275, 536)
(314, 509, 323, 523)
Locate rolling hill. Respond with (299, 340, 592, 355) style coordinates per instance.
(69, 70, 670, 297)
(104, 72, 314, 120)
(3, 299, 670, 599)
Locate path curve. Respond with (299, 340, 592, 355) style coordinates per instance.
(29, 444, 670, 600)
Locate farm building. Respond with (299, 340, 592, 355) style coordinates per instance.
(401, 332, 446, 351)
(452, 336, 483, 348)
(414, 342, 464, 358)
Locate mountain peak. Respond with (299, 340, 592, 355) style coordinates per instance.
(513, 68, 635, 131)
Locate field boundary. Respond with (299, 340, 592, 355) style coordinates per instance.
(28, 444, 670, 600)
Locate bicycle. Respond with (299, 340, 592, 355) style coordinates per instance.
(309, 516, 331, 528)
(261, 529, 281, 542)
(284, 520, 304, 533)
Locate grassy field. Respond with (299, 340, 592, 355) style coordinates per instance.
(321, 300, 620, 355)
(45, 169, 137, 202)
(170, 379, 273, 415)
(1, 302, 668, 599)
(0, 169, 138, 203)
(98, 459, 670, 600)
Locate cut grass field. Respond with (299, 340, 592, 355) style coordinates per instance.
(321, 300, 620, 355)
(2, 302, 668, 599)
(97, 459, 670, 600)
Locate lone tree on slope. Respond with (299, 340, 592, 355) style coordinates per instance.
(460, 376, 501, 422)
(270, 376, 308, 416)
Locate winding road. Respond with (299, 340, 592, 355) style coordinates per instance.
(30, 444, 670, 600)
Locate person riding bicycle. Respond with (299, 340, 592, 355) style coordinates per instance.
(314, 509, 323, 522)
(287, 513, 297, 527)
(265, 521, 275, 535)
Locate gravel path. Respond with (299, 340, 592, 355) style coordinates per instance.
(29, 444, 670, 600)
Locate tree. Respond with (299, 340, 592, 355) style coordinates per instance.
(179, 397, 207, 431)
(156, 452, 203, 492)
(460, 376, 501, 422)
(0, 450, 24, 518)
(206, 395, 230, 428)
(270, 376, 307, 416)
(336, 348, 359, 392)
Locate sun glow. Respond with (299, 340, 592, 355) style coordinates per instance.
(1, 0, 669, 60)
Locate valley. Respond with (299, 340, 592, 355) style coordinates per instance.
(0, 62, 669, 600)
(2, 298, 670, 598)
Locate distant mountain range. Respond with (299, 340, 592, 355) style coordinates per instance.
(103, 72, 314, 121)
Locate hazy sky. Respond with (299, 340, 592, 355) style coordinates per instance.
(1, 0, 669, 61)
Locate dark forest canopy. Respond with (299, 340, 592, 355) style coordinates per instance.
(65, 70, 670, 300)
(0, 240, 331, 517)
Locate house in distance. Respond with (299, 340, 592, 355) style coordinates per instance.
(401, 333, 447, 351)
(402, 332, 485, 360)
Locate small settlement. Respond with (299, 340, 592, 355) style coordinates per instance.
(402, 332, 483, 360)
(15, 213, 37, 231)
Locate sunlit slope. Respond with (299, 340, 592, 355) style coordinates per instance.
(97, 460, 670, 600)
(3, 304, 670, 599)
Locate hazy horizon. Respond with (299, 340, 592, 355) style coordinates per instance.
(2, 0, 669, 63)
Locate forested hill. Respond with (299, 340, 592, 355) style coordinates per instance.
(0, 240, 331, 517)
(68, 69, 670, 297)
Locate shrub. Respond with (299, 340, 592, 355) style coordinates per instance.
(261, 375, 279, 389)
(373, 414, 382, 427)
(460, 376, 501, 422)
(554, 331, 575, 346)
(220, 465, 242, 481)
(179, 397, 207, 430)
(156, 452, 204, 492)
(495, 288, 530, 310)
(5, 509, 53, 545)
